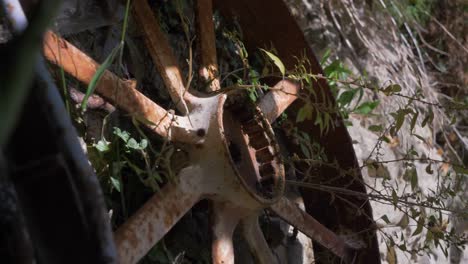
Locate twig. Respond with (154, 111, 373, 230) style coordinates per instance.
(415, 28, 450, 56)
(423, 10, 468, 54)
(286, 180, 462, 213)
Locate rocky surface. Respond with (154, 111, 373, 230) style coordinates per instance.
(285, 0, 467, 263)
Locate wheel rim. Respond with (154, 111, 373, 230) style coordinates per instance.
(42, 0, 379, 263)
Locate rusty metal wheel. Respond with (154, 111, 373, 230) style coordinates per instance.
(43, 0, 380, 263)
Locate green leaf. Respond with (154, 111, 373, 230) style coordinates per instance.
(392, 190, 398, 206)
(296, 103, 313, 123)
(421, 109, 434, 127)
(114, 127, 130, 142)
(410, 111, 419, 133)
(337, 89, 358, 106)
(140, 139, 148, 149)
(260, 49, 285, 76)
(408, 149, 419, 157)
(412, 216, 425, 236)
(320, 49, 331, 66)
(425, 164, 434, 175)
(397, 243, 407, 251)
(354, 100, 379, 115)
(368, 125, 384, 132)
(386, 244, 397, 264)
(381, 214, 391, 224)
(81, 43, 123, 111)
(393, 109, 412, 134)
(110, 177, 121, 192)
(380, 135, 391, 143)
(382, 84, 402, 96)
(410, 169, 418, 190)
(413, 134, 426, 143)
(426, 229, 434, 243)
(94, 139, 110, 152)
(126, 138, 140, 149)
(397, 214, 409, 229)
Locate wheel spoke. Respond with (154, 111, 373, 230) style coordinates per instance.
(212, 202, 243, 264)
(257, 80, 300, 123)
(43, 31, 199, 143)
(196, 0, 220, 92)
(270, 197, 352, 261)
(115, 166, 202, 264)
(133, 0, 196, 114)
(241, 215, 278, 264)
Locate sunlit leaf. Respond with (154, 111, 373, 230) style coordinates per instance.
(382, 84, 402, 96)
(354, 100, 379, 115)
(114, 127, 130, 142)
(140, 139, 148, 149)
(393, 109, 412, 134)
(369, 125, 384, 132)
(110, 177, 121, 192)
(397, 214, 409, 229)
(392, 190, 398, 206)
(421, 109, 434, 127)
(296, 103, 313, 122)
(413, 134, 426, 142)
(127, 138, 140, 149)
(410, 169, 418, 190)
(320, 48, 331, 66)
(412, 216, 425, 236)
(386, 244, 397, 264)
(260, 49, 285, 76)
(94, 139, 110, 152)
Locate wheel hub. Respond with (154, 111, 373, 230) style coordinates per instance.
(222, 93, 285, 203)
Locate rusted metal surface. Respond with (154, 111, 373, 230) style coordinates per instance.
(241, 215, 277, 264)
(115, 167, 202, 263)
(212, 202, 244, 264)
(43, 1, 378, 263)
(196, 0, 220, 92)
(43, 31, 199, 144)
(132, 0, 196, 114)
(224, 95, 285, 202)
(257, 80, 300, 123)
(217, 1, 381, 263)
(271, 197, 354, 262)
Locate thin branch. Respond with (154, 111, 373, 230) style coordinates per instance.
(423, 10, 468, 54)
